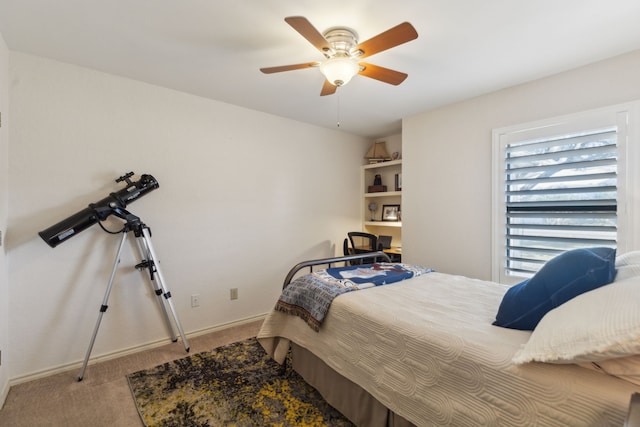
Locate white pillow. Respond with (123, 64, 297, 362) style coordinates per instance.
(578, 356, 640, 385)
(512, 275, 640, 364)
(615, 251, 640, 281)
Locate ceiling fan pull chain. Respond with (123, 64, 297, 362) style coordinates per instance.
(336, 92, 341, 128)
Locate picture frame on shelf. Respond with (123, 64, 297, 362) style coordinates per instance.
(382, 204, 401, 221)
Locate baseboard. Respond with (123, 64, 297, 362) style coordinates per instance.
(8, 313, 267, 387)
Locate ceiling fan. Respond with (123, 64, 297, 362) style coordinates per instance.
(260, 16, 418, 96)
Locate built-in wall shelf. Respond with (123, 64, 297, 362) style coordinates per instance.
(361, 159, 402, 246)
(364, 221, 402, 228)
(365, 191, 402, 198)
(362, 159, 402, 170)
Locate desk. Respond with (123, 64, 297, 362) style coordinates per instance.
(354, 246, 402, 262)
(384, 247, 402, 262)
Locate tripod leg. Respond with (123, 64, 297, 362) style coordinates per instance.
(78, 231, 128, 381)
(140, 227, 190, 352)
(134, 234, 178, 342)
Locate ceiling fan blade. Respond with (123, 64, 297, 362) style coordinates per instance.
(356, 22, 418, 59)
(358, 62, 408, 85)
(260, 62, 319, 74)
(320, 79, 337, 96)
(285, 16, 331, 54)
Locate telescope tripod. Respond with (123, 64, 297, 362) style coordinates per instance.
(78, 211, 190, 381)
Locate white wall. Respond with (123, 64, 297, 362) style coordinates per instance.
(0, 33, 10, 405)
(402, 49, 640, 280)
(7, 52, 369, 381)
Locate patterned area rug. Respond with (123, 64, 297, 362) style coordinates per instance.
(127, 337, 354, 426)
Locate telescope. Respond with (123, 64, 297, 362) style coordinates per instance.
(37, 171, 189, 380)
(39, 172, 159, 248)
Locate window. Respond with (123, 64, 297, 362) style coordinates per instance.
(492, 102, 639, 284)
(504, 128, 617, 275)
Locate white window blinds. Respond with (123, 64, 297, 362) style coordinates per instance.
(504, 128, 618, 276)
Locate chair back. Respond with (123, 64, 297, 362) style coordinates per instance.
(343, 238, 354, 256)
(347, 232, 380, 253)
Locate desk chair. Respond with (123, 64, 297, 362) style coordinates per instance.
(343, 238, 354, 256)
(348, 232, 380, 253)
(347, 232, 381, 264)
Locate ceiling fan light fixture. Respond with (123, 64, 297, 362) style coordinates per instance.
(320, 56, 360, 87)
(261, 17, 418, 95)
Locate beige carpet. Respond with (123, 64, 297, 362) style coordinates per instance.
(0, 320, 262, 427)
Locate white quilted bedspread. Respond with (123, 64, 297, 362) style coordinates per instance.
(258, 272, 640, 426)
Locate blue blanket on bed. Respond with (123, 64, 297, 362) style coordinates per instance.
(275, 263, 433, 331)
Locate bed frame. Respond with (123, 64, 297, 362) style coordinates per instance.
(281, 251, 391, 288)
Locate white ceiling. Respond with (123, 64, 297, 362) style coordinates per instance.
(1, 0, 640, 139)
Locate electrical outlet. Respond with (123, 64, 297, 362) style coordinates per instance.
(191, 294, 200, 308)
(230, 288, 238, 300)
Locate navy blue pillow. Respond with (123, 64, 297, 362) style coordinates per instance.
(493, 247, 616, 330)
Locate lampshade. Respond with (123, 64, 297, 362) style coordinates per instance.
(320, 56, 360, 87)
(365, 141, 391, 162)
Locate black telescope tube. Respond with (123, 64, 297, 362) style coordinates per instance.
(38, 174, 159, 248)
(39, 207, 100, 248)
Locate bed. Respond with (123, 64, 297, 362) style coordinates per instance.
(257, 249, 640, 426)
